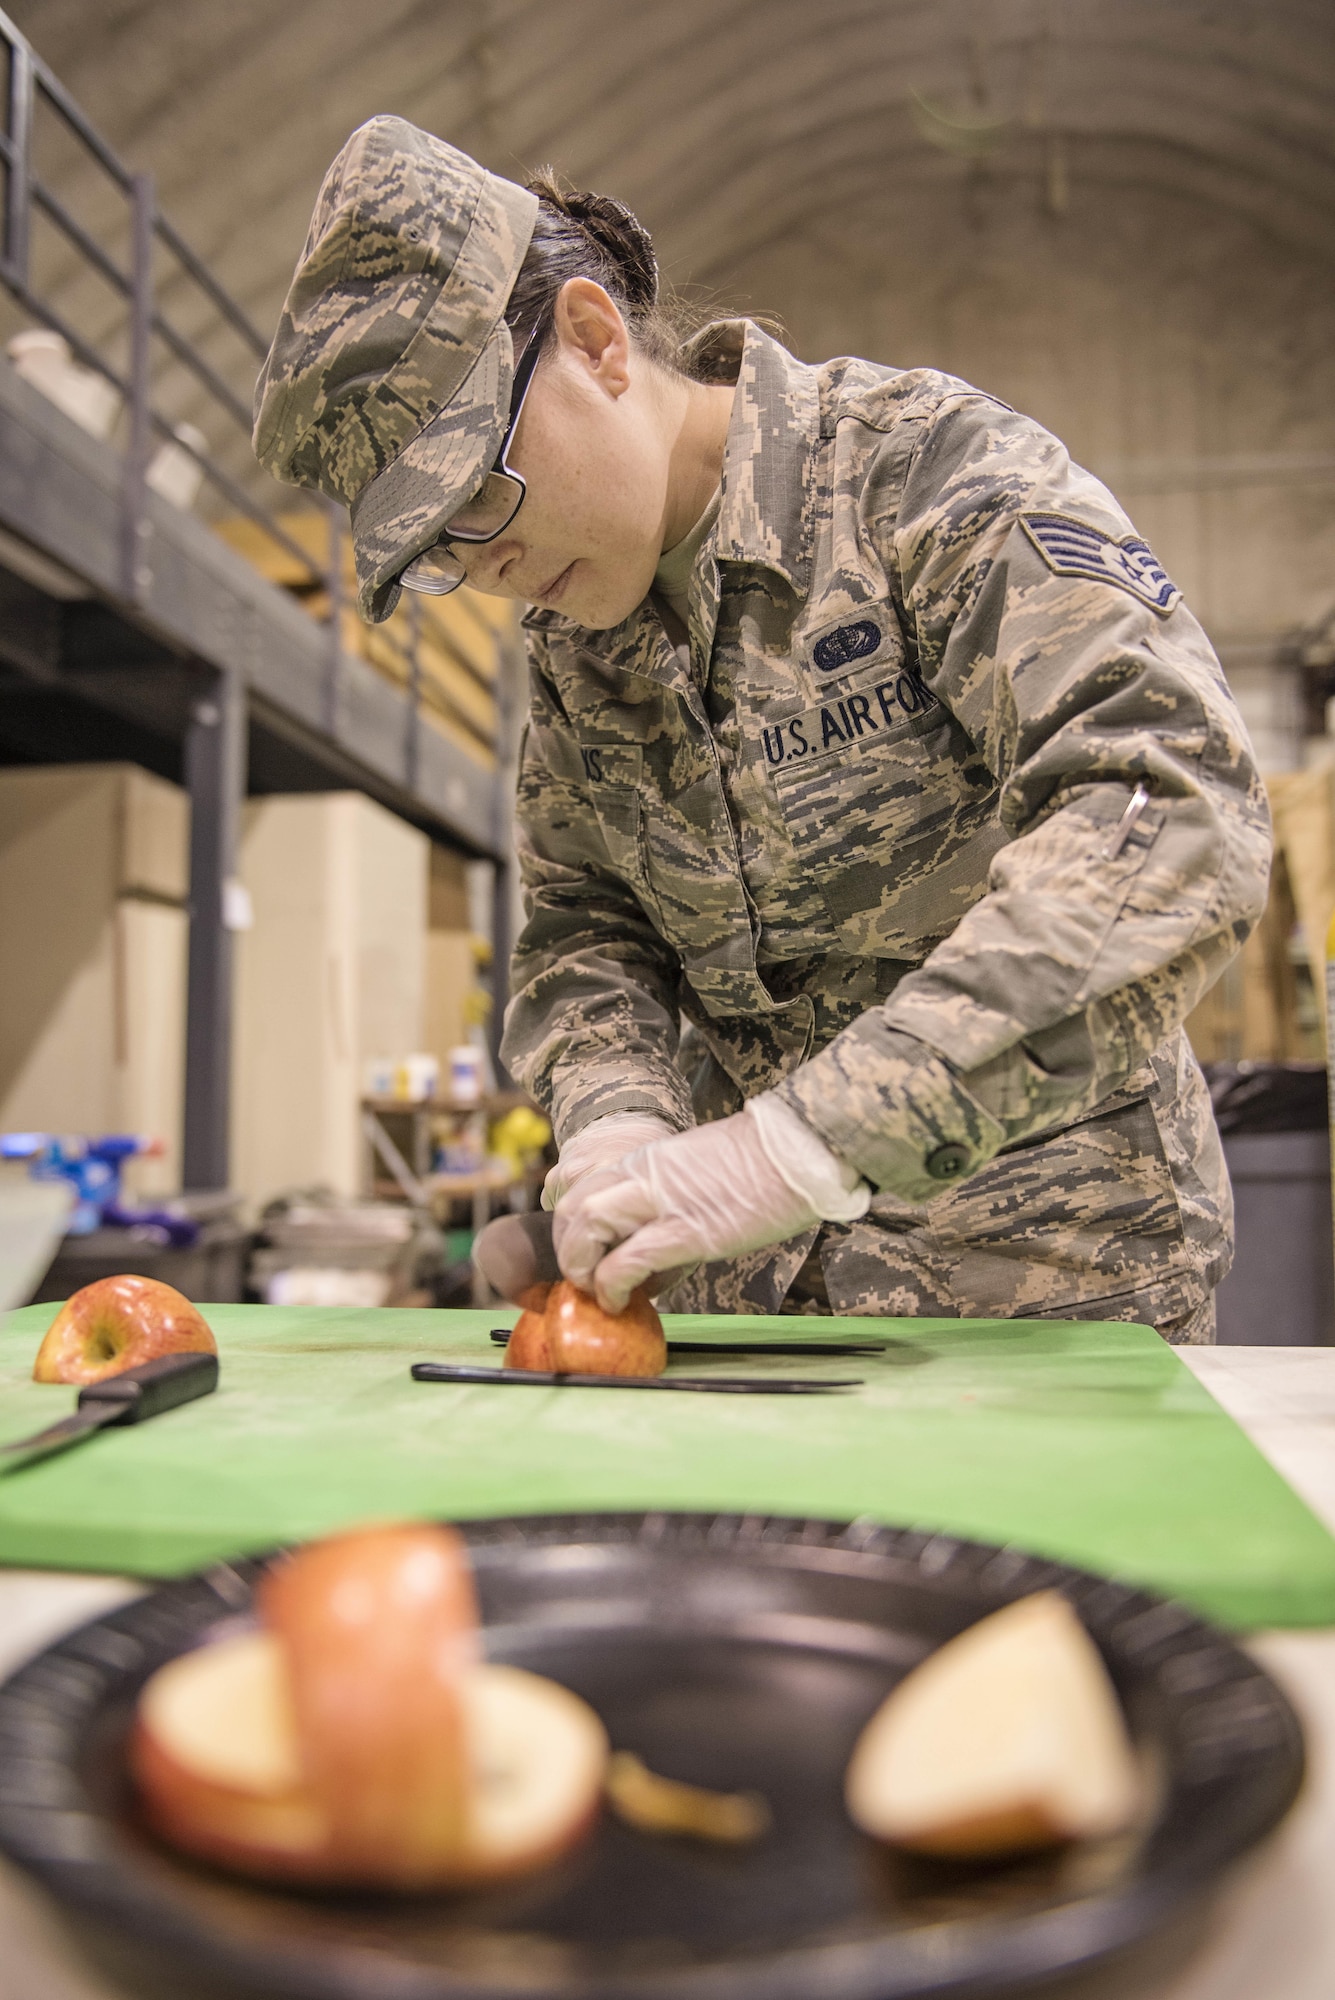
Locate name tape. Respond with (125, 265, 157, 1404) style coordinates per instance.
(576, 743, 642, 785)
(762, 673, 939, 772)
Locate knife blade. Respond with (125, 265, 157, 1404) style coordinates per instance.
(411, 1363, 861, 1394)
(488, 1329, 887, 1358)
(0, 1352, 219, 1475)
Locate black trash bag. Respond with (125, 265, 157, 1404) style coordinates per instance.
(1203, 1060, 1329, 1136)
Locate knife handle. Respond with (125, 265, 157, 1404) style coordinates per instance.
(77, 1352, 219, 1424)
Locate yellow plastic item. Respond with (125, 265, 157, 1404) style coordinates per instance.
(489, 1105, 552, 1173)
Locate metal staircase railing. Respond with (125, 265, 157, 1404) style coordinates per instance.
(0, 11, 502, 775)
(0, 7, 339, 607)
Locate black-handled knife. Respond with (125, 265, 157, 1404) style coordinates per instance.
(489, 1328, 887, 1358)
(412, 1362, 861, 1394)
(0, 1352, 219, 1475)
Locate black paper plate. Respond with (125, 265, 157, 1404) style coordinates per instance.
(0, 1513, 1305, 2000)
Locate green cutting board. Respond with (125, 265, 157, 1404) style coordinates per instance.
(2, 1304, 1333, 1631)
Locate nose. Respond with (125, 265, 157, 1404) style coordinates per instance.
(460, 534, 524, 593)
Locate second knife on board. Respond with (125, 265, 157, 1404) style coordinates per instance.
(412, 1363, 862, 1395)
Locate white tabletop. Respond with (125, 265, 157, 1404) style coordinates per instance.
(0, 1346, 1332, 2000)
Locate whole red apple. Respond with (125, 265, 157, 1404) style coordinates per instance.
(32, 1274, 216, 1385)
(505, 1278, 666, 1378)
(504, 1283, 554, 1371)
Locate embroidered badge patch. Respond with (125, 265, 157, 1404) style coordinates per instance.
(762, 671, 939, 772)
(1020, 513, 1182, 615)
(812, 619, 881, 674)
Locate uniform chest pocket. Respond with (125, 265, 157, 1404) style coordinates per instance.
(578, 749, 664, 927)
(767, 692, 1002, 955)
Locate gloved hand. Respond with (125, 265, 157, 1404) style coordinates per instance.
(541, 1112, 680, 1211)
(554, 1094, 870, 1312)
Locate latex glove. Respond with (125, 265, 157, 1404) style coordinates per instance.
(541, 1113, 680, 1211)
(554, 1094, 870, 1312)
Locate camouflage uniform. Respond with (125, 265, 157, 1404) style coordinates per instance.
(502, 321, 1271, 1338)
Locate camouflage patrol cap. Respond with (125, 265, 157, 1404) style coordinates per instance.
(254, 116, 538, 622)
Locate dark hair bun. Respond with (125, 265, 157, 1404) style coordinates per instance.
(564, 192, 659, 311)
(526, 171, 659, 314)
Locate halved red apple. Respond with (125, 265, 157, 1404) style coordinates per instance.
(33, 1275, 215, 1386)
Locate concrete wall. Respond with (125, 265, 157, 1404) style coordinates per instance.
(730, 174, 1335, 764)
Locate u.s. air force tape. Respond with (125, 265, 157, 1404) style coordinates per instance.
(1020, 513, 1181, 615)
(762, 671, 939, 772)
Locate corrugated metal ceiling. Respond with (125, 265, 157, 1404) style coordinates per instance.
(11, 0, 1335, 333)
(2, 0, 1332, 523)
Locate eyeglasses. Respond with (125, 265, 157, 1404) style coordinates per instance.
(399, 328, 544, 597)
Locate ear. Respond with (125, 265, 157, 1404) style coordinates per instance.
(553, 279, 631, 397)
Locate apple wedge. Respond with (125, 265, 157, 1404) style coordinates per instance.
(845, 1591, 1140, 1859)
(258, 1521, 480, 1877)
(132, 1631, 608, 1889)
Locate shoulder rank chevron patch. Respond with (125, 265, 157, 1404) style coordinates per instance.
(1020, 513, 1182, 616)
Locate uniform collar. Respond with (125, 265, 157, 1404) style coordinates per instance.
(686, 319, 819, 599)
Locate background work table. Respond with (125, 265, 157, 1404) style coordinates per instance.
(0, 1328, 1332, 2000)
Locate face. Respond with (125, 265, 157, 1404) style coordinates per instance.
(451, 282, 677, 630)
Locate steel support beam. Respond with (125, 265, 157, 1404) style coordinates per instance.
(183, 664, 246, 1190)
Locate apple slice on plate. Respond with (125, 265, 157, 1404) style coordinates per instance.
(133, 1635, 608, 1888)
(130, 1523, 608, 1891)
(845, 1591, 1141, 1859)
